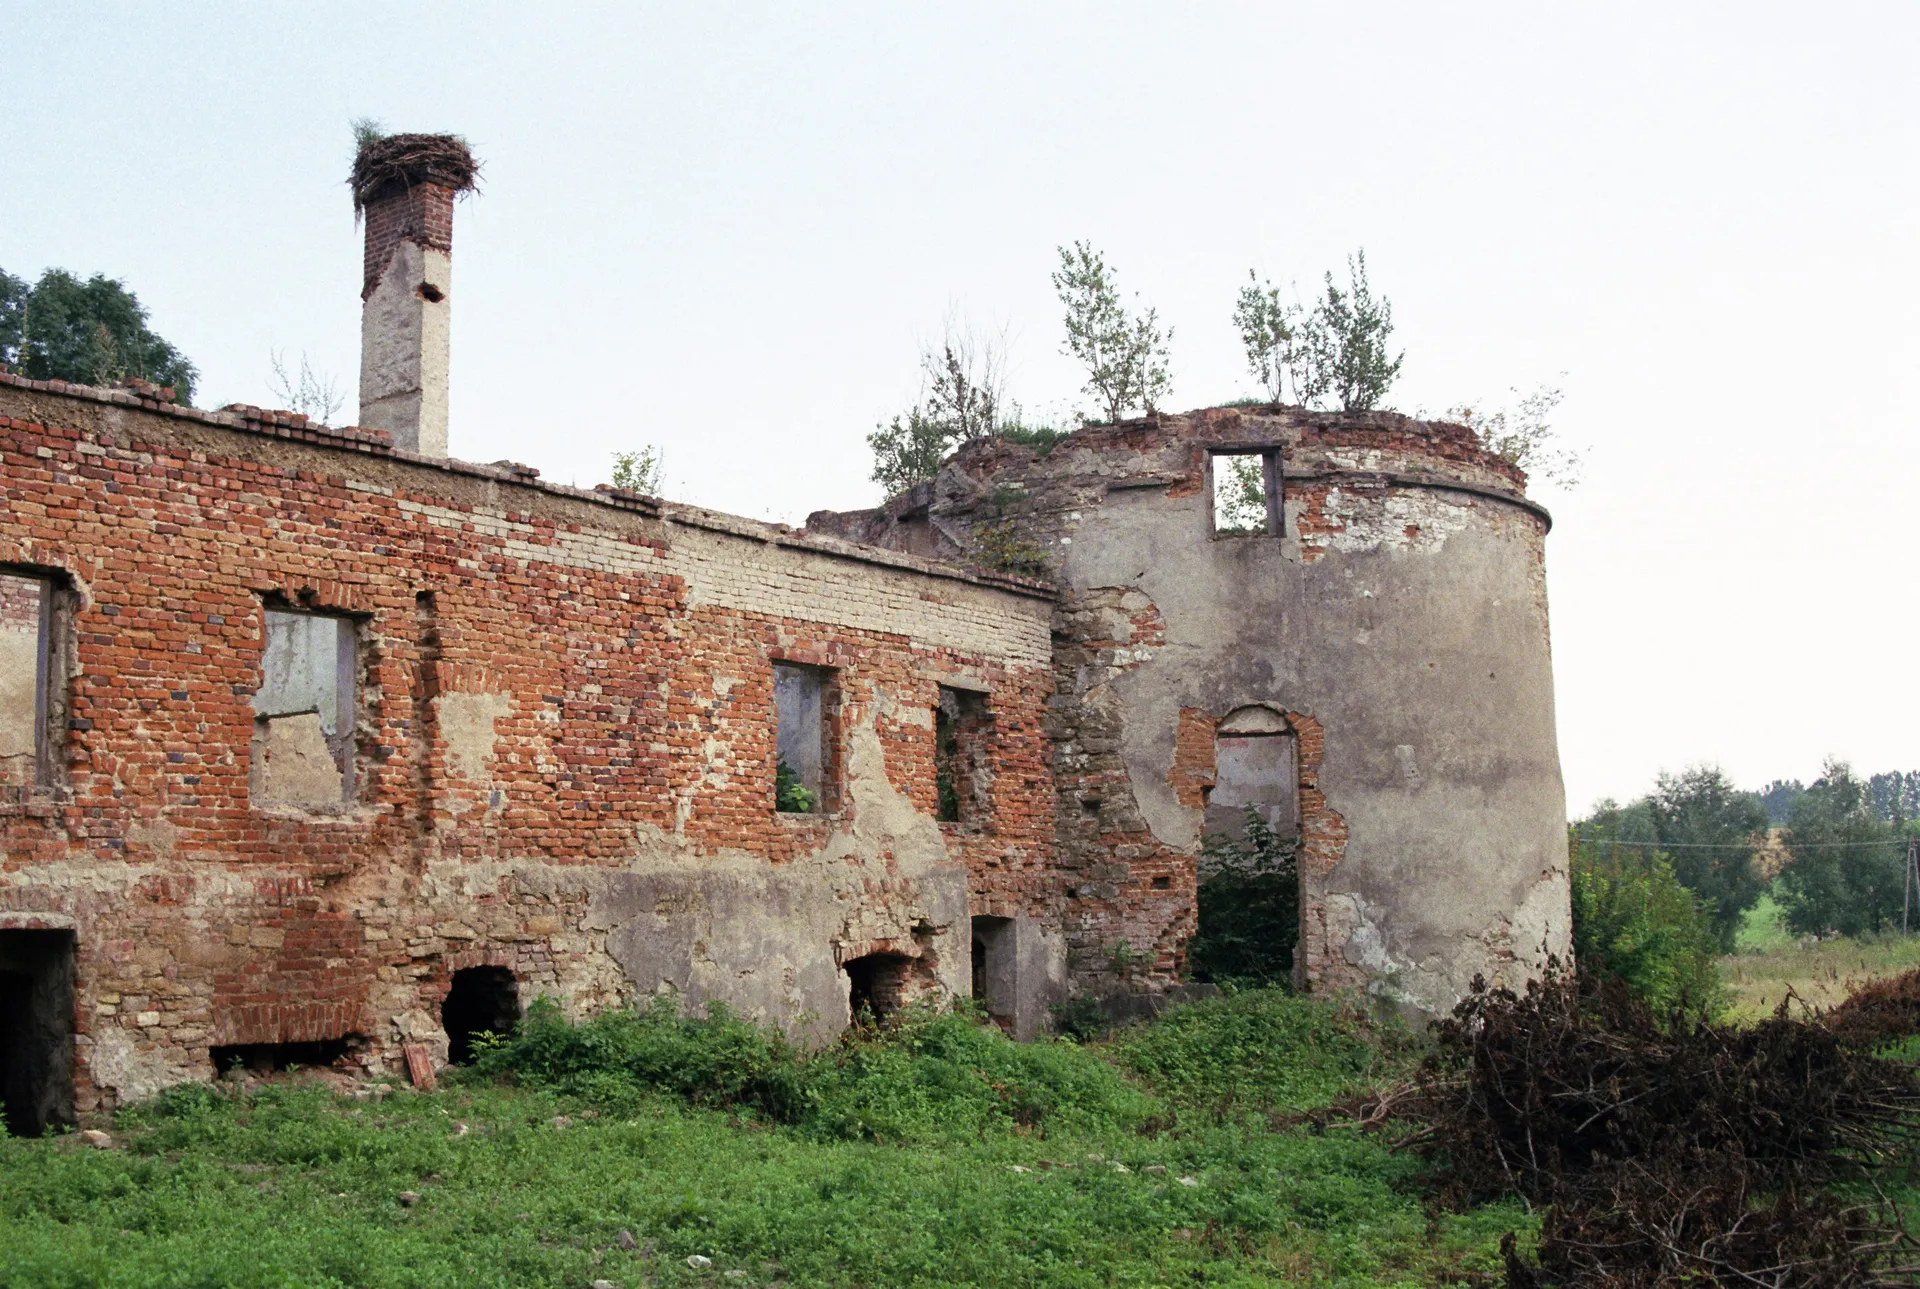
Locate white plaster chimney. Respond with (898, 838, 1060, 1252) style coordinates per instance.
(351, 134, 477, 457)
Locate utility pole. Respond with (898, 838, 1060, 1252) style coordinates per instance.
(1906, 835, 1918, 934)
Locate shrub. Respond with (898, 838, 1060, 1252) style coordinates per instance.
(1410, 968, 1920, 1287)
(1569, 836, 1721, 1018)
(469, 996, 811, 1121)
(1779, 760, 1906, 936)
(1108, 988, 1390, 1115)
(472, 996, 1150, 1145)
(804, 1004, 1152, 1144)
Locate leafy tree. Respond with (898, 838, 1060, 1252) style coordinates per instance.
(1304, 250, 1400, 412)
(867, 408, 951, 497)
(0, 267, 197, 404)
(1444, 381, 1583, 489)
(609, 446, 664, 495)
(1231, 272, 1311, 405)
(1866, 770, 1920, 824)
(1777, 760, 1905, 936)
(1644, 767, 1769, 951)
(1757, 779, 1805, 825)
(1576, 767, 1767, 952)
(1569, 836, 1722, 1018)
(868, 326, 1010, 496)
(1052, 241, 1171, 424)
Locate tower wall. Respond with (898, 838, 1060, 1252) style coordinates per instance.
(828, 405, 1571, 1017)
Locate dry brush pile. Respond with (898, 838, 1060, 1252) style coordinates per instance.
(1386, 967, 1920, 1289)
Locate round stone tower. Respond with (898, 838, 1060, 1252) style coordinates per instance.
(811, 404, 1570, 1019)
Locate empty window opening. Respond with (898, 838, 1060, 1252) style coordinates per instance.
(253, 608, 357, 807)
(774, 662, 836, 813)
(934, 686, 991, 824)
(0, 929, 76, 1138)
(1151, 876, 1172, 890)
(970, 916, 1015, 1028)
(0, 571, 53, 791)
(209, 1037, 356, 1077)
(1210, 451, 1280, 537)
(844, 953, 913, 1025)
(1204, 707, 1300, 845)
(442, 966, 521, 1065)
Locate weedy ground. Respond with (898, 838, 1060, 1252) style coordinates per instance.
(1721, 893, 1920, 1022)
(0, 991, 1525, 1289)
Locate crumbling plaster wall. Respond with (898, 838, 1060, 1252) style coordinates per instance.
(0, 375, 1058, 1108)
(906, 407, 1571, 1017)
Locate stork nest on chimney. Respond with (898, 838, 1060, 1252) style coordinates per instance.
(350, 133, 480, 213)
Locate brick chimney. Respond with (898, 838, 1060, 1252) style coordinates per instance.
(351, 134, 478, 457)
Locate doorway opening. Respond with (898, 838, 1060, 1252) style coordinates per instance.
(970, 916, 1015, 1029)
(442, 966, 521, 1065)
(0, 929, 75, 1138)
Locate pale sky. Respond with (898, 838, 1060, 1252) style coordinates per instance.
(6, 3, 1916, 815)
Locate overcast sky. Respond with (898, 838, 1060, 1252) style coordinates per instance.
(7, 3, 1916, 814)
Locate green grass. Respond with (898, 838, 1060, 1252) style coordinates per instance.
(0, 991, 1524, 1288)
(1721, 894, 1920, 1023)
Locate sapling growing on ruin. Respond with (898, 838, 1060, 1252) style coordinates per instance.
(869, 323, 1011, 496)
(609, 445, 665, 495)
(1444, 381, 1583, 488)
(1231, 271, 1312, 405)
(1052, 241, 1171, 424)
(1306, 250, 1400, 412)
(1234, 252, 1399, 412)
(266, 349, 344, 423)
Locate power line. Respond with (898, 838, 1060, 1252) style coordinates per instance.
(1577, 836, 1913, 851)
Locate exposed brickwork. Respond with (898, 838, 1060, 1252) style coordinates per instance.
(0, 375, 1055, 1109)
(361, 182, 457, 301)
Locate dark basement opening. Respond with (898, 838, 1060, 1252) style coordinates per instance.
(0, 929, 76, 1138)
(442, 965, 522, 1064)
(209, 1037, 355, 1077)
(844, 952, 911, 1025)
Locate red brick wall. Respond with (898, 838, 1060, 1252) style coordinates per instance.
(0, 377, 1055, 1106)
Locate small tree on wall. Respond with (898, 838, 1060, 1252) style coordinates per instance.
(868, 323, 1011, 497)
(1311, 251, 1401, 412)
(1232, 271, 1313, 406)
(609, 446, 665, 495)
(1232, 249, 1401, 412)
(1052, 241, 1171, 424)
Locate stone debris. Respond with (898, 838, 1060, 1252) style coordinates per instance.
(78, 1129, 112, 1149)
(686, 1254, 713, 1269)
(397, 1191, 421, 1207)
(614, 1230, 639, 1250)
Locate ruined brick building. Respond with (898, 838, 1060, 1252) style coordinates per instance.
(0, 136, 1569, 1134)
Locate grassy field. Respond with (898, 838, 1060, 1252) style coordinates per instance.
(0, 992, 1525, 1289)
(1720, 891, 1920, 1022)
